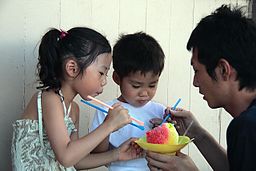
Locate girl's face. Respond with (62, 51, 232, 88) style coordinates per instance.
(75, 53, 112, 99)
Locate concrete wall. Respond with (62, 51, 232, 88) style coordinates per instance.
(0, 0, 250, 170)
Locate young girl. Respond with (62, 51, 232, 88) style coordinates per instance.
(11, 27, 140, 170)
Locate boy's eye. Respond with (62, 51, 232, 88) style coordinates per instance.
(132, 85, 140, 89)
(149, 85, 156, 88)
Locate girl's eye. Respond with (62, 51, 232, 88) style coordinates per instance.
(99, 72, 104, 76)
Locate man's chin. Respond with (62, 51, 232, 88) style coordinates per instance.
(206, 101, 220, 109)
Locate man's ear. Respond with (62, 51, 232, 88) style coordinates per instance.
(65, 59, 79, 78)
(112, 71, 121, 85)
(217, 58, 234, 81)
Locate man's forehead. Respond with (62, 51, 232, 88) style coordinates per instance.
(190, 48, 197, 66)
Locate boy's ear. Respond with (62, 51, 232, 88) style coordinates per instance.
(112, 71, 121, 85)
(65, 59, 79, 78)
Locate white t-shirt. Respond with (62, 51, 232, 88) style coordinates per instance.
(89, 99, 165, 171)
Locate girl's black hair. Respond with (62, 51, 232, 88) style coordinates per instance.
(36, 27, 111, 91)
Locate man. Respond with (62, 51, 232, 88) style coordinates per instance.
(146, 5, 256, 171)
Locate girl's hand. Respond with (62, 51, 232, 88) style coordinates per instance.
(104, 103, 132, 132)
(116, 138, 143, 161)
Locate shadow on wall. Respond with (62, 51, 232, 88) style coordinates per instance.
(0, 41, 37, 170)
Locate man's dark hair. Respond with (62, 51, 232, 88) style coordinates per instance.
(187, 5, 256, 90)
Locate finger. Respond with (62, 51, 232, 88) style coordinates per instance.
(169, 110, 186, 117)
(176, 151, 186, 158)
(164, 107, 171, 114)
(150, 118, 163, 125)
(171, 120, 177, 125)
(147, 163, 162, 171)
(146, 152, 169, 162)
(124, 138, 137, 145)
(146, 155, 165, 170)
(175, 107, 184, 111)
(111, 102, 122, 108)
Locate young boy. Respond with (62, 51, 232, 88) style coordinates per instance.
(90, 32, 165, 170)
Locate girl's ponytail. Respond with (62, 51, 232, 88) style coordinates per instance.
(37, 29, 62, 90)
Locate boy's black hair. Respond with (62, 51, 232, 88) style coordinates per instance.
(37, 27, 111, 90)
(187, 4, 256, 91)
(113, 32, 165, 79)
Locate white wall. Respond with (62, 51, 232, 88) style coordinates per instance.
(0, 0, 250, 170)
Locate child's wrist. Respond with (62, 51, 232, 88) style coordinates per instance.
(101, 121, 115, 134)
(113, 148, 120, 161)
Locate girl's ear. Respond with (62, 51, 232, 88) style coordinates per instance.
(65, 59, 79, 78)
(112, 71, 121, 85)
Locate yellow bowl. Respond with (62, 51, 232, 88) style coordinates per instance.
(135, 136, 190, 154)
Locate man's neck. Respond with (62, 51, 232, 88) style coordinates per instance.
(224, 89, 256, 117)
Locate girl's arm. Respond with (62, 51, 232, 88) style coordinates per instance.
(74, 138, 141, 170)
(43, 92, 131, 167)
(91, 110, 111, 153)
(70, 103, 141, 169)
(92, 136, 110, 153)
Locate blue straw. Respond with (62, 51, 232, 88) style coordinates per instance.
(160, 98, 181, 126)
(81, 99, 144, 130)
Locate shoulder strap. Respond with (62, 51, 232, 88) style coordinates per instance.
(59, 90, 71, 116)
(37, 91, 44, 148)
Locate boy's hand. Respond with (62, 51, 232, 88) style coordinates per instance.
(149, 118, 162, 128)
(149, 106, 176, 129)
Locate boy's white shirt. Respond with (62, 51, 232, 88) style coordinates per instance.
(89, 98, 165, 171)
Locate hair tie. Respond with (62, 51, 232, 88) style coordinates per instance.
(60, 29, 68, 39)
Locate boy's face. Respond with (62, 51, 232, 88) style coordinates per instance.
(117, 71, 159, 107)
